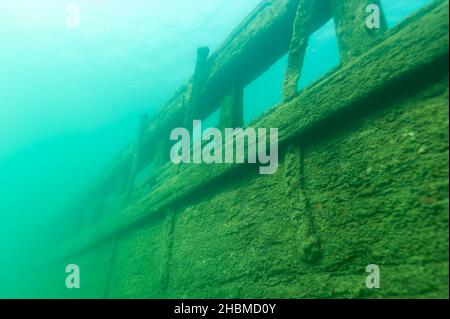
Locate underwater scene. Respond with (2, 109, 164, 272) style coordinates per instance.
(0, 0, 448, 299)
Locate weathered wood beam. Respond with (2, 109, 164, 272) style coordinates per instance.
(183, 47, 210, 127)
(139, 85, 188, 169)
(123, 114, 150, 203)
(219, 86, 244, 129)
(282, 0, 317, 102)
(332, 0, 387, 63)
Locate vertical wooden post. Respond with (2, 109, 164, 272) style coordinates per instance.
(332, 0, 387, 63)
(284, 145, 322, 263)
(219, 86, 244, 129)
(184, 46, 210, 126)
(123, 114, 149, 202)
(282, 0, 316, 102)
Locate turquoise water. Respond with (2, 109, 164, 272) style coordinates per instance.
(0, 0, 433, 297)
